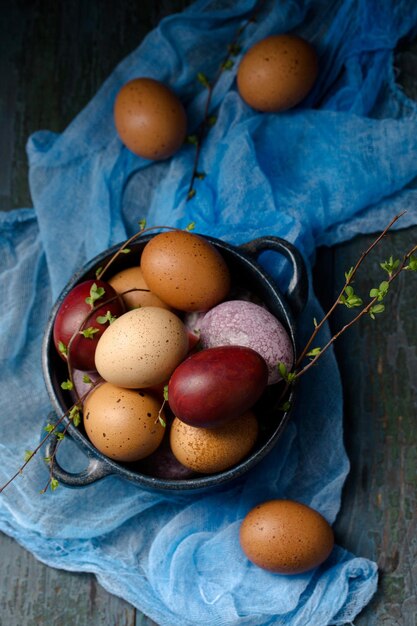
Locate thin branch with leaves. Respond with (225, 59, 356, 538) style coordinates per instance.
(278, 211, 417, 390)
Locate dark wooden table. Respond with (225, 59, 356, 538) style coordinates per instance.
(1, 2, 416, 624)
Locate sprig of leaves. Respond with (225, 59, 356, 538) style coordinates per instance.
(286, 213, 417, 386)
(185, 0, 265, 201)
(80, 326, 100, 338)
(380, 255, 400, 277)
(85, 283, 105, 307)
(277, 362, 296, 384)
(339, 285, 363, 308)
(96, 310, 117, 325)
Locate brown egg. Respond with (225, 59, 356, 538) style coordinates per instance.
(237, 34, 318, 112)
(114, 78, 187, 160)
(239, 499, 334, 574)
(83, 383, 165, 462)
(140, 230, 231, 312)
(94, 307, 189, 388)
(108, 266, 171, 310)
(170, 411, 258, 473)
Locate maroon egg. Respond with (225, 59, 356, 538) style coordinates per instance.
(53, 279, 125, 371)
(168, 345, 268, 428)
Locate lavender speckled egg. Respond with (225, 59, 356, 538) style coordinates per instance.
(199, 300, 293, 384)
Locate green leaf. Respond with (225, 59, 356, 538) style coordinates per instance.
(187, 189, 196, 201)
(197, 72, 210, 88)
(56, 432, 65, 441)
(380, 255, 400, 277)
(82, 374, 92, 384)
(24, 450, 34, 462)
(138, 218, 147, 230)
(158, 416, 166, 428)
(69, 406, 81, 427)
(61, 379, 74, 390)
(313, 317, 318, 328)
(339, 285, 363, 308)
(96, 311, 116, 325)
(306, 346, 321, 359)
(370, 281, 389, 302)
(50, 478, 59, 491)
(95, 266, 103, 279)
(186, 134, 198, 146)
(277, 362, 296, 383)
(222, 59, 234, 70)
(369, 303, 385, 319)
(279, 401, 291, 412)
(373, 303, 385, 313)
(85, 283, 105, 307)
(404, 254, 417, 271)
(120, 247, 131, 254)
(43, 456, 51, 464)
(80, 326, 100, 339)
(185, 221, 196, 231)
(163, 385, 169, 402)
(277, 362, 288, 378)
(207, 115, 217, 127)
(44, 423, 55, 433)
(344, 266, 354, 282)
(58, 341, 67, 356)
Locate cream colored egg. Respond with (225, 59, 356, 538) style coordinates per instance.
(108, 265, 171, 310)
(83, 382, 165, 462)
(94, 307, 189, 388)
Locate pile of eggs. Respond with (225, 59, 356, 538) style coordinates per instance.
(52, 229, 335, 576)
(53, 229, 293, 478)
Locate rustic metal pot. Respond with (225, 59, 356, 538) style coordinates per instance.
(42, 234, 308, 492)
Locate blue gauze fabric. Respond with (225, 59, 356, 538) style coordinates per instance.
(1, 0, 417, 624)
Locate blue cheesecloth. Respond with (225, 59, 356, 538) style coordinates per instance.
(1, 0, 417, 624)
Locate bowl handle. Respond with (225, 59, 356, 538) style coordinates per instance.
(239, 236, 308, 317)
(42, 413, 113, 487)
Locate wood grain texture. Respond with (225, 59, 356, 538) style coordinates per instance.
(0, 2, 187, 624)
(0, 532, 137, 626)
(317, 228, 417, 626)
(0, 1, 416, 625)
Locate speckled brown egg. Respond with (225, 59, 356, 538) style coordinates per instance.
(237, 34, 318, 112)
(108, 265, 171, 310)
(169, 411, 258, 473)
(83, 382, 165, 462)
(94, 307, 189, 388)
(239, 499, 334, 574)
(114, 77, 187, 160)
(140, 230, 231, 312)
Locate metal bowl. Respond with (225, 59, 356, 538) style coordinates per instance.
(42, 233, 307, 492)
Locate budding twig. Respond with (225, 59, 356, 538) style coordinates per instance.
(295, 211, 406, 369)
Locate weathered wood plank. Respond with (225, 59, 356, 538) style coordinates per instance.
(315, 227, 417, 625)
(0, 2, 189, 624)
(0, 531, 136, 625)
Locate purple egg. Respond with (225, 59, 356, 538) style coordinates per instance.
(199, 300, 293, 384)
